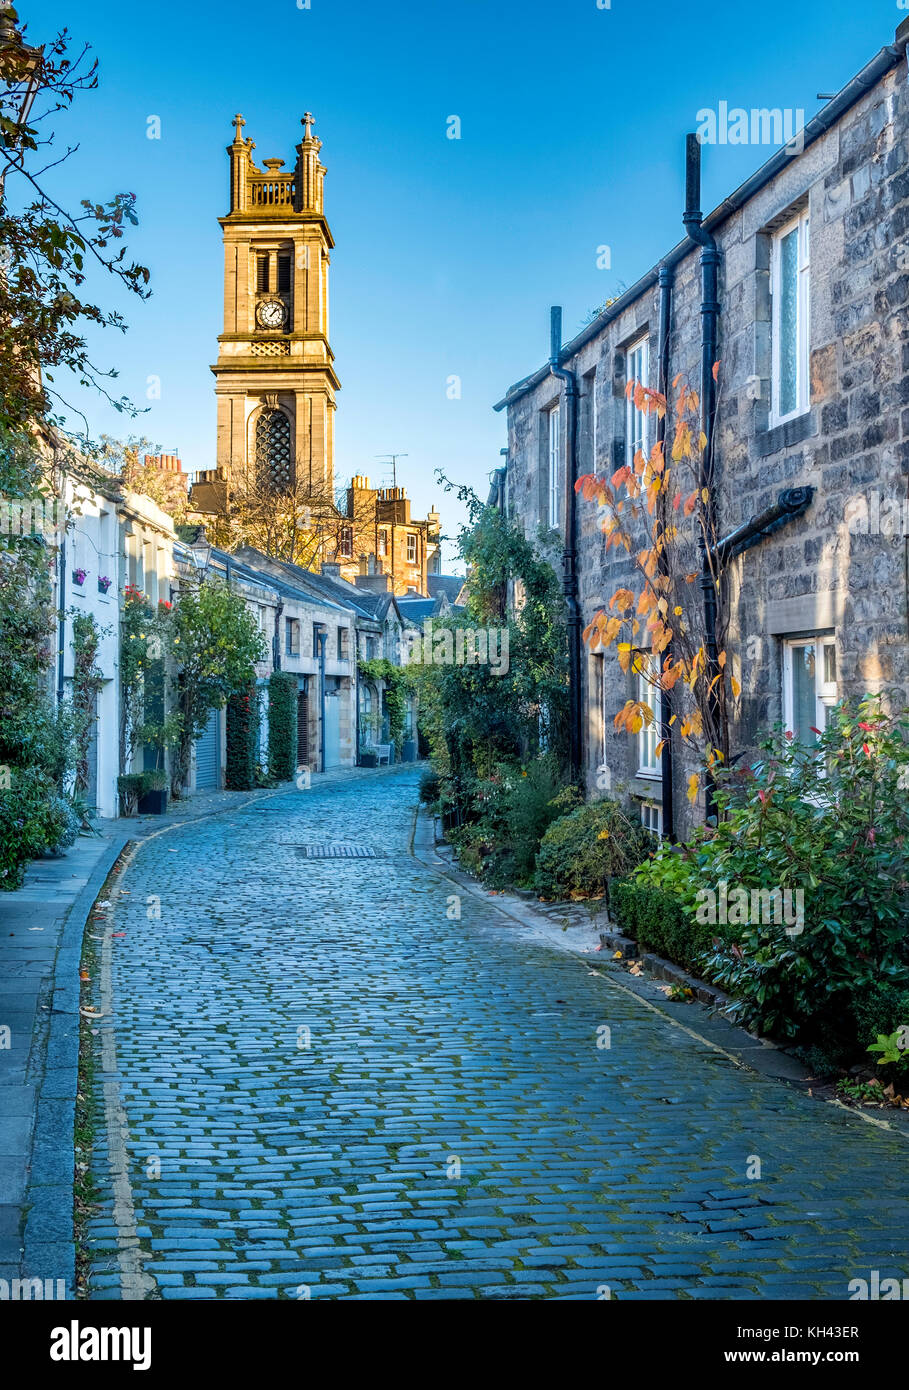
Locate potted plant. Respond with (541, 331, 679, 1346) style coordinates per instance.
(117, 772, 145, 817)
(359, 747, 378, 768)
(72, 567, 87, 587)
(137, 767, 168, 815)
(98, 574, 112, 594)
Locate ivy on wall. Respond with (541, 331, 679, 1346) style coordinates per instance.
(358, 658, 406, 749)
(267, 671, 298, 781)
(226, 687, 259, 791)
(70, 612, 106, 799)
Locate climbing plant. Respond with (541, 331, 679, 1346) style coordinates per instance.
(70, 611, 105, 797)
(226, 687, 259, 791)
(575, 369, 737, 807)
(358, 658, 406, 749)
(267, 671, 297, 781)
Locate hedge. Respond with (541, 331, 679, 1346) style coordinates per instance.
(609, 878, 717, 974)
(267, 671, 298, 781)
(226, 687, 258, 790)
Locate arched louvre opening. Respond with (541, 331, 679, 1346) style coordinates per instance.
(255, 409, 293, 492)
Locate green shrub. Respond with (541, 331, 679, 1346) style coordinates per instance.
(447, 756, 567, 888)
(698, 695, 909, 1047)
(117, 772, 145, 816)
(534, 797, 652, 899)
(611, 880, 714, 972)
(851, 984, 909, 1052)
(0, 769, 74, 887)
(419, 766, 441, 806)
(267, 672, 297, 781)
(611, 836, 730, 971)
(226, 688, 258, 791)
(141, 768, 167, 792)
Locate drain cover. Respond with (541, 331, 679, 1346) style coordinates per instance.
(294, 843, 378, 859)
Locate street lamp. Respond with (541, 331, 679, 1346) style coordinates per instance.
(189, 535, 212, 575)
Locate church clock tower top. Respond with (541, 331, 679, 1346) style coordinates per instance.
(225, 111, 330, 232)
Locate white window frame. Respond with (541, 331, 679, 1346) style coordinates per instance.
(406, 532, 417, 564)
(547, 403, 561, 529)
(640, 800, 663, 838)
(625, 336, 649, 467)
(635, 654, 660, 776)
(378, 529, 388, 557)
(782, 635, 837, 744)
(770, 209, 811, 427)
(338, 525, 353, 559)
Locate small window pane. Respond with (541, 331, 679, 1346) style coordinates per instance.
(778, 227, 799, 417)
(791, 643, 816, 742)
(823, 644, 836, 685)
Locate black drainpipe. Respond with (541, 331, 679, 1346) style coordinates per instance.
(656, 265, 676, 843)
(272, 597, 284, 671)
(317, 628, 327, 773)
(713, 487, 815, 564)
(683, 133, 721, 818)
(549, 306, 582, 787)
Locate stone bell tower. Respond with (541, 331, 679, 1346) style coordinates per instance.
(210, 113, 339, 499)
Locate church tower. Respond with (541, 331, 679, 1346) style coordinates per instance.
(210, 113, 339, 499)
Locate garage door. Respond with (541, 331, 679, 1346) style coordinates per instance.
(195, 708, 221, 789)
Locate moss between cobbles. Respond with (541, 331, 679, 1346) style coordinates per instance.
(74, 846, 134, 1298)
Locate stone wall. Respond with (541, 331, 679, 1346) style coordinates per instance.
(501, 46, 908, 839)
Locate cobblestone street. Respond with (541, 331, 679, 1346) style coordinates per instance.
(85, 768, 907, 1301)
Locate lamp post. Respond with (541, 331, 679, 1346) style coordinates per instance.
(189, 535, 212, 576)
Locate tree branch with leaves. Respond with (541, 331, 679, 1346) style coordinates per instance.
(576, 368, 737, 808)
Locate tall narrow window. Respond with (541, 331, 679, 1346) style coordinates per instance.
(255, 409, 293, 492)
(635, 654, 659, 775)
(256, 254, 269, 293)
(625, 337, 649, 467)
(782, 636, 836, 743)
(378, 530, 388, 557)
(277, 253, 291, 294)
(586, 367, 598, 469)
(338, 525, 353, 558)
(406, 533, 417, 564)
(771, 210, 810, 424)
(548, 404, 561, 528)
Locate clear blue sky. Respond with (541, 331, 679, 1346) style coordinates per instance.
(21, 0, 898, 568)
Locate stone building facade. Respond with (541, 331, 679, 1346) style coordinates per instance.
(496, 20, 909, 839)
(335, 476, 441, 595)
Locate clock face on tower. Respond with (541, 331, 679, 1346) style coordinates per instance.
(256, 298, 287, 330)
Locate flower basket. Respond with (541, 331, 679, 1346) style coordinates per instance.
(72, 568, 86, 586)
(98, 575, 112, 594)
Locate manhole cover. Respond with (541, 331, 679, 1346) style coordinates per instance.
(294, 843, 378, 859)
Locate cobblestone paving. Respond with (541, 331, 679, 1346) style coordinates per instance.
(86, 769, 908, 1300)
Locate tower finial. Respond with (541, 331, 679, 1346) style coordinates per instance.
(232, 112, 246, 142)
(302, 112, 315, 141)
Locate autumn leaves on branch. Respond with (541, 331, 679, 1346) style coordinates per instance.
(577, 368, 734, 805)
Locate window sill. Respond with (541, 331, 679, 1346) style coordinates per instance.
(636, 768, 661, 781)
(757, 410, 817, 457)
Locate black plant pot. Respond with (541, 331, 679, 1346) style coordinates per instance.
(359, 751, 378, 768)
(137, 788, 168, 815)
